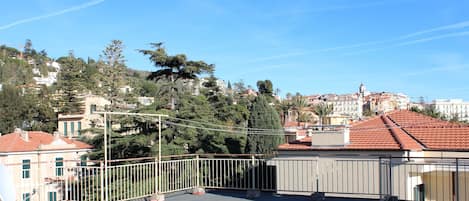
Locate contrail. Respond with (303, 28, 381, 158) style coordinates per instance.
(0, 0, 105, 31)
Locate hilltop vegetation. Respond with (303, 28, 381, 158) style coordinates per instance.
(0, 39, 285, 158)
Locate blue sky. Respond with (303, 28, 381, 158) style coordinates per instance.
(1, 0, 469, 101)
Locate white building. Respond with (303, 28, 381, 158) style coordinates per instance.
(33, 61, 60, 86)
(0, 129, 92, 201)
(319, 93, 363, 120)
(433, 99, 469, 121)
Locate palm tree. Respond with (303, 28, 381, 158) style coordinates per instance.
(278, 100, 294, 126)
(139, 43, 214, 110)
(313, 103, 334, 129)
(292, 94, 308, 126)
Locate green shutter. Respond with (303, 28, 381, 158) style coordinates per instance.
(55, 157, 63, 176)
(71, 122, 75, 136)
(22, 159, 30, 179)
(63, 122, 68, 136)
(48, 192, 57, 201)
(77, 121, 82, 136)
(23, 193, 30, 201)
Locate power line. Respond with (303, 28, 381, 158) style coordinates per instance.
(164, 121, 290, 136)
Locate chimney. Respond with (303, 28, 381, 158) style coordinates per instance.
(18, 129, 29, 142)
(343, 125, 350, 145)
(53, 131, 61, 140)
(307, 129, 313, 137)
(310, 124, 350, 147)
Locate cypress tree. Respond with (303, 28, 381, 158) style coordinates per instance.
(246, 95, 284, 154)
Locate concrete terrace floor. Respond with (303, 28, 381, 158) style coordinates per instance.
(164, 190, 378, 201)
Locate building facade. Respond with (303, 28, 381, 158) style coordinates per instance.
(432, 99, 469, 121)
(58, 95, 111, 138)
(0, 129, 92, 201)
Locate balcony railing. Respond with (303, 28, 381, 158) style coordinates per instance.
(4, 155, 469, 201)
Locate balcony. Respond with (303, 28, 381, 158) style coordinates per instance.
(3, 155, 469, 201)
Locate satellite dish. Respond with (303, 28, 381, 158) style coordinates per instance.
(0, 164, 16, 201)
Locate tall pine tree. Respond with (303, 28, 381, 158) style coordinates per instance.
(246, 95, 284, 154)
(57, 53, 85, 114)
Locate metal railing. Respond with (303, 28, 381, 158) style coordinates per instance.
(4, 155, 469, 201)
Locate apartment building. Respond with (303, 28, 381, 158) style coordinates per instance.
(433, 99, 469, 121)
(0, 129, 92, 201)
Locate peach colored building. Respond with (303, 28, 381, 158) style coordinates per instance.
(0, 129, 92, 201)
(58, 94, 110, 138)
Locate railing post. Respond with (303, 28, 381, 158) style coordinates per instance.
(196, 155, 200, 188)
(456, 158, 459, 201)
(246, 155, 260, 198)
(192, 154, 205, 195)
(65, 167, 69, 201)
(388, 156, 392, 197)
(100, 161, 104, 201)
(251, 155, 256, 189)
(379, 157, 382, 199)
(155, 157, 158, 195)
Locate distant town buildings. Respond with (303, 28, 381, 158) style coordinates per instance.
(363, 92, 410, 114)
(432, 99, 469, 121)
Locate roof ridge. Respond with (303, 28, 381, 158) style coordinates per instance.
(380, 115, 403, 150)
(350, 114, 383, 127)
(386, 114, 427, 150)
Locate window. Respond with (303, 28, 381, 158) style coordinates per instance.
(48, 192, 57, 201)
(23, 193, 30, 201)
(77, 121, 82, 136)
(22, 159, 30, 179)
(71, 122, 75, 136)
(80, 155, 87, 167)
(63, 122, 68, 136)
(90, 104, 97, 114)
(55, 157, 63, 176)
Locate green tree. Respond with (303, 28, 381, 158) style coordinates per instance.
(256, 80, 273, 97)
(245, 95, 284, 154)
(278, 99, 294, 125)
(292, 94, 308, 126)
(0, 85, 24, 134)
(313, 103, 334, 128)
(139, 42, 214, 110)
(101, 40, 127, 111)
(56, 54, 86, 114)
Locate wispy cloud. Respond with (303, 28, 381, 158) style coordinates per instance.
(403, 65, 466, 77)
(249, 19, 469, 62)
(399, 20, 469, 39)
(403, 53, 468, 77)
(0, 0, 104, 31)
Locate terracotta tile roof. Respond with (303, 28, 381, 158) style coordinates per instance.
(0, 131, 93, 153)
(278, 110, 469, 151)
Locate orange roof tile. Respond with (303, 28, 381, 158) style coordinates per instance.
(0, 131, 93, 153)
(278, 110, 469, 151)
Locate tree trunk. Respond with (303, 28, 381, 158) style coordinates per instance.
(170, 74, 175, 110)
